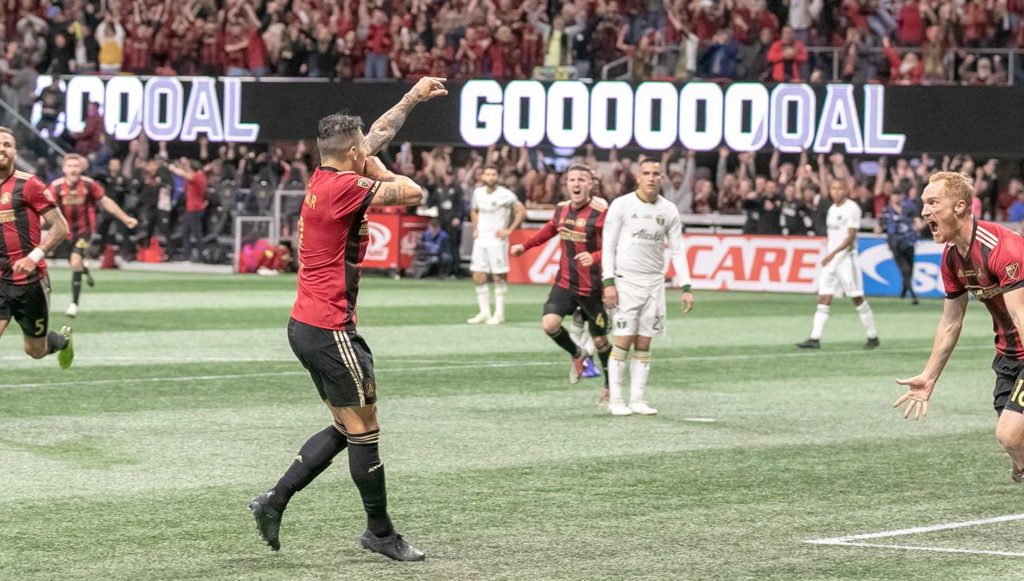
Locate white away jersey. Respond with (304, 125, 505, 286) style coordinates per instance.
(602, 192, 691, 287)
(826, 200, 861, 255)
(472, 186, 518, 241)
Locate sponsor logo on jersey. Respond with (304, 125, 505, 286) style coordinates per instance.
(631, 229, 664, 242)
(0, 210, 14, 223)
(0, 193, 9, 205)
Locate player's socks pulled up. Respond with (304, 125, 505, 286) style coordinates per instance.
(270, 423, 349, 506)
(347, 429, 395, 538)
(547, 326, 582, 358)
(71, 271, 83, 305)
(83, 265, 95, 287)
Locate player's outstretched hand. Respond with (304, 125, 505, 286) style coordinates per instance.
(124, 216, 139, 229)
(680, 291, 694, 314)
(510, 244, 525, 257)
(410, 77, 448, 102)
(575, 252, 593, 267)
(11, 257, 37, 275)
(893, 374, 935, 421)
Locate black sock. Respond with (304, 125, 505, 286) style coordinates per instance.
(547, 327, 581, 358)
(46, 331, 67, 354)
(597, 342, 611, 387)
(347, 430, 394, 537)
(71, 271, 82, 304)
(269, 424, 348, 508)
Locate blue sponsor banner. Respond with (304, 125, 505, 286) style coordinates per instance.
(859, 235, 945, 298)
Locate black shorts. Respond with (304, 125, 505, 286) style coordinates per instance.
(288, 318, 377, 408)
(56, 237, 91, 258)
(0, 278, 51, 338)
(992, 355, 1024, 414)
(542, 286, 609, 337)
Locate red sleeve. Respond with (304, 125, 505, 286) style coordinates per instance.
(329, 173, 381, 221)
(884, 45, 902, 71)
(88, 178, 106, 202)
(941, 246, 966, 298)
(522, 214, 559, 250)
(24, 177, 57, 215)
(590, 210, 605, 263)
(990, 232, 1024, 291)
(767, 41, 784, 63)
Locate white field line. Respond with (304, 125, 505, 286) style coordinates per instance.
(805, 513, 1024, 558)
(0, 343, 995, 390)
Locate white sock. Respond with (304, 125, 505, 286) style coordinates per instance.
(581, 335, 596, 358)
(475, 284, 491, 317)
(609, 346, 628, 402)
(857, 301, 878, 339)
(629, 350, 651, 404)
(494, 280, 507, 318)
(569, 317, 586, 345)
(810, 304, 830, 340)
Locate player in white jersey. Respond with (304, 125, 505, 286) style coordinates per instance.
(602, 159, 695, 416)
(797, 179, 880, 349)
(467, 165, 525, 325)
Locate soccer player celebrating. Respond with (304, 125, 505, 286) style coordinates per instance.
(249, 76, 447, 562)
(796, 179, 879, 350)
(48, 154, 137, 318)
(602, 158, 695, 416)
(0, 127, 74, 368)
(511, 164, 611, 393)
(895, 172, 1024, 481)
(467, 165, 525, 325)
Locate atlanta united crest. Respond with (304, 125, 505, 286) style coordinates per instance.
(1007, 263, 1020, 281)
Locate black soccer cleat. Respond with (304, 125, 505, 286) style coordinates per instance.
(796, 338, 820, 349)
(360, 529, 425, 561)
(864, 337, 881, 350)
(84, 269, 95, 288)
(249, 492, 284, 551)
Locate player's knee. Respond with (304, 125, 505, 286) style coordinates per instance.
(541, 318, 562, 335)
(996, 421, 1024, 452)
(593, 335, 609, 351)
(635, 338, 652, 351)
(24, 344, 47, 359)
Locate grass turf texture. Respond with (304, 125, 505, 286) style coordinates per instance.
(2, 268, 1023, 580)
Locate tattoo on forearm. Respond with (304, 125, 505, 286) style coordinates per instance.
(363, 94, 417, 155)
(378, 185, 402, 205)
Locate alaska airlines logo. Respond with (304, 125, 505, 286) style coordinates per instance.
(631, 229, 664, 242)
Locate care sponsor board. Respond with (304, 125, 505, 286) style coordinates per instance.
(508, 230, 945, 298)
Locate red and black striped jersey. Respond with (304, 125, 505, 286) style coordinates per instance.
(48, 176, 105, 240)
(0, 171, 57, 285)
(290, 167, 380, 331)
(521, 197, 607, 297)
(942, 220, 1024, 359)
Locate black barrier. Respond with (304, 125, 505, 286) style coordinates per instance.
(33, 76, 1024, 156)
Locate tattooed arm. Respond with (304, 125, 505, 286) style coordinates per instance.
(362, 76, 448, 156)
(364, 156, 423, 206)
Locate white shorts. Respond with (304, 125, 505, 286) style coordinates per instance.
(470, 239, 509, 274)
(818, 253, 864, 298)
(612, 279, 667, 337)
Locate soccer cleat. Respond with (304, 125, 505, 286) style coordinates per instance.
(569, 355, 585, 384)
(608, 399, 632, 416)
(248, 493, 284, 551)
(84, 270, 95, 287)
(1013, 465, 1024, 483)
(864, 337, 880, 350)
(57, 325, 74, 369)
(360, 529, 426, 561)
(485, 315, 505, 325)
(597, 387, 610, 409)
(629, 401, 658, 415)
(581, 356, 600, 378)
(796, 338, 820, 349)
(466, 313, 490, 324)
(65, 302, 78, 318)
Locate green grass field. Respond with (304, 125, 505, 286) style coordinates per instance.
(2, 268, 1023, 580)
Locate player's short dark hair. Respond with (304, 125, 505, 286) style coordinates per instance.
(317, 113, 363, 160)
(482, 164, 499, 172)
(564, 163, 593, 177)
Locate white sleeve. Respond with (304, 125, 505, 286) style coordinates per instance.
(666, 210, 692, 288)
(470, 189, 479, 210)
(601, 200, 624, 282)
(848, 203, 862, 231)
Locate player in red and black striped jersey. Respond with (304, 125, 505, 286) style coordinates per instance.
(512, 164, 612, 399)
(48, 154, 137, 318)
(248, 77, 448, 563)
(0, 126, 75, 367)
(896, 171, 1024, 482)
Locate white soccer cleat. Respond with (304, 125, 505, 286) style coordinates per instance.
(608, 399, 632, 416)
(629, 401, 658, 415)
(65, 302, 78, 318)
(485, 315, 505, 325)
(466, 313, 490, 324)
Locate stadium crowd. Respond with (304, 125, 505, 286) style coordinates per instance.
(0, 0, 1021, 85)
